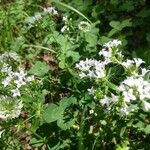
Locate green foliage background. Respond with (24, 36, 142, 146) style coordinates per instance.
(0, 0, 150, 149)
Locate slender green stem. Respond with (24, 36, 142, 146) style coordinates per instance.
(51, 0, 92, 23)
(78, 107, 87, 150)
(23, 44, 56, 53)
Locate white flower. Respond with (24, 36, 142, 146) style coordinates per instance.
(76, 59, 106, 79)
(120, 104, 131, 115)
(89, 109, 94, 114)
(11, 88, 21, 97)
(119, 76, 150, 102)
(103, 40, 122, 49)
(140, 68, 150, 76)
(123, 89, 136, 102)
(87, 87, 95, 95)
(133, 58, 145, 67)
(14, 79, 26, 88)
(2, 76, 12, 87)
(1, 63, 12, 73)
(14, 68, 27, 80)
(8, 52, 19, 60)
(122, 59, 134, 68)
(63, 16, 68, 21)
(78, 21, 91, 32)
(26, 75, 34, 82)
(100, 96, 110, 106)
(143, 101, 150, 111)
(44, 7, 58, 15)
(99, 48, 111, 58)
(61, 25, 69, 33)
(0, 96, 23, 120)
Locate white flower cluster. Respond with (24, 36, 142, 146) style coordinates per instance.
(43, 7, 58, 15)
(26, 6, 58, 29)
(0, 52, 34, 120)
(119, 76, 150, 111)
(61, 16, 70, 33)
(76, 59, 106, 79)
(76, 40, 122, 79)
(76, 39, 150, 115)
(99, 40, 122, 64)
(99, 94, 118, 107)
(0, 51, 19, 62)
(122, 58, 144, 69)
(0, 53, 34, 97)
(78, 21, 91, 32)
(0, 96, 23, 120)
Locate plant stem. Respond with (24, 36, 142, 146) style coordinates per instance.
(78, 107, 87, 150)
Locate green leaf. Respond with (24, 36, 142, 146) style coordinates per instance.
(121, 19, 132, 28)
(28, 61, 49, 77)
(116, 145, 128, 150)
(143, 125, 150, 134)
(120, 127, 126, 137)
(109, 21, 121, 30)
(59, 97, 77, 109)
(43, 104, 63, 123)
(57, 118, 75, 130)
(66, 51, 80, 63)
(137, 9, 150, 18)
(29, 138, 44, 147)
(85, 32, 98, 47)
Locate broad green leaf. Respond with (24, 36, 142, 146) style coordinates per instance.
(43, 104, 63, 123)
(57, 118, 75, 130)
(109, 21, 121, 30)
(29, 61, 49, 77)
(143, 125, 150, 134)
(121, 19, 132, 28)
(85, 32, 98, 47)
(66, 51, 80, 63)
(59, 97, 77, 108)
(137, 9, 150, 18)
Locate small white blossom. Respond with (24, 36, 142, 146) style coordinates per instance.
(143, 101, 150, 111)
(61, 25, 69, 33)
(11, 88, 21, 97)
(120, 104, 131, 115)
(44, 7, 58, 15)
(14, 68, 27, 80)
(122, 59, 134, 68)
(0, 96, 23, 120)
(123, 89, 136, 102)
(89, 109, 94, 114)
(2, 76, 12, 87)
(87, 87, 96, 95)
(26, 75, 34, 82)
(8, 52, 19, 60)
(14, 79, 26, 88)
(78, 21, 91, 32)
(133, 58, 145, 67)
(63, 16, 68, 21)
(100, 96, 110, 106)
(1, 63, 12, 73)
(103, 40, 122, 49)
(140, 68, 150, 76)
(76, 59, 106, 79)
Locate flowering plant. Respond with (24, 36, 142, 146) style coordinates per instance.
(0, 52, 35, 120)
(76, 39, 150, 148)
